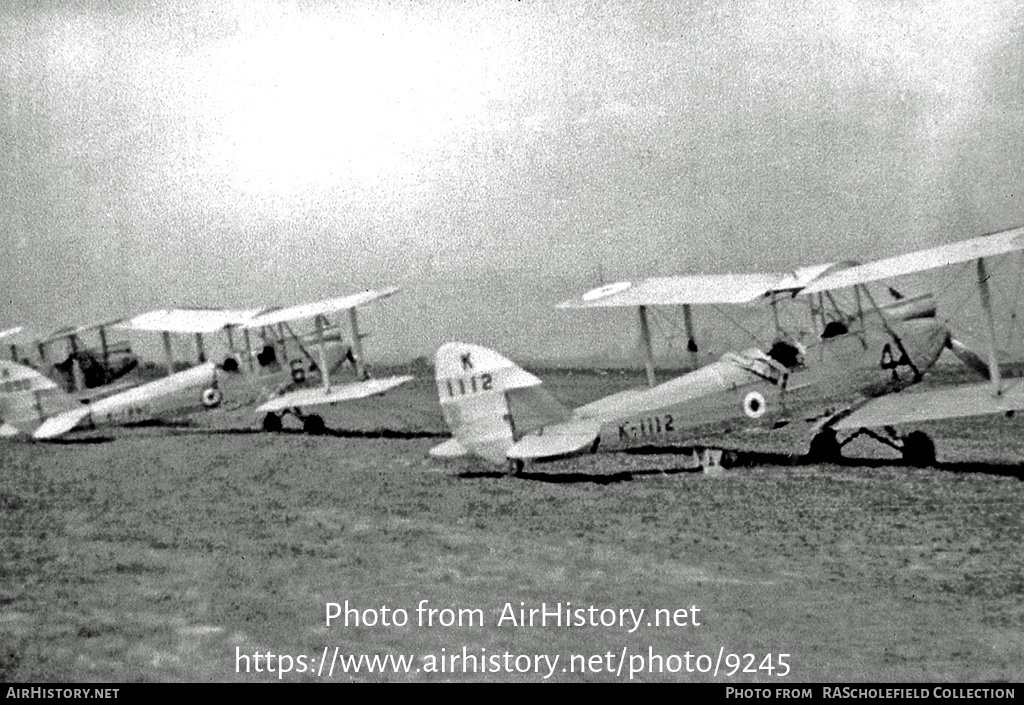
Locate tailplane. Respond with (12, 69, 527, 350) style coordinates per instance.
(434, 342, 570, 464)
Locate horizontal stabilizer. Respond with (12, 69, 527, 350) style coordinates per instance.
(834, 380, 1024, 429)
(32, 407, 91, 440)
(428, 438, 469, 458)
(255, 374, 414, 412)
(506, 419, 602, 460)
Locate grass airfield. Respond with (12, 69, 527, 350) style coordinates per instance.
(1, 370, 1022, 683)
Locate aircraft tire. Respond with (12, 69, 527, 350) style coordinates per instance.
(901, 431, 935, 467)
(807, 429, 841, 463)
(303, 414, 326, 435)
(262, 413, 283, 433)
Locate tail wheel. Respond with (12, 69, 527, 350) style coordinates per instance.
(506, 458, 524, 476)
(303, 414, 326, 435)
(262, 413, 283, 433)
(808, 429, 842, 463)
(901, 431, 935, 467)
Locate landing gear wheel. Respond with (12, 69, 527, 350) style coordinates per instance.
(901, 430, 935, 467)
(808, 429, 842, 463)
(262, 413, 283, 433)
(303, 414, 326, 435)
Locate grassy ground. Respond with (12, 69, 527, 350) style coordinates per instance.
(1, 369, 1022, 682)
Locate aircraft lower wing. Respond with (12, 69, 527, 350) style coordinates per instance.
(834, 380, 1024, 430)
(33, 407, 92, 440)
(255, 375, 414, 413)
(506, 419, 603, 460)
(428, 438, 469, 458)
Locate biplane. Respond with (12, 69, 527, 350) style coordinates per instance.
(431, 226, 1024, 471)
(8, 289, 412, 440)
(34, 318, 140, 394)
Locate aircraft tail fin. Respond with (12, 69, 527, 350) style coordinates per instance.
(0, 360, 81, 436)
(434, 342, 570, 464)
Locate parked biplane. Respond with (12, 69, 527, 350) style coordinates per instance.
(5, 289, 412, 440)
(34, 318, 140, 394)
(431, 226, 1024, 471)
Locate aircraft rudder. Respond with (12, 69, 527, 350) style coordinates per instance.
(0, 359, 80, 437)
(434, 342, 542, 399)
(433, 342, 542, 464)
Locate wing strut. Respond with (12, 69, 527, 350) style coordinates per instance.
(977, 257, 1003, 396)
(161, 331, 175, 377)
(315, 314, 331, 392)
(98, 326, 110, 368)
(682, 303, 699, 369)
(348, 307, 366, 379)
(195, 333, 206, 363)
(858, 283, 922, 379)
(637, 305, 656, 387)
(242, 328, 254, 372)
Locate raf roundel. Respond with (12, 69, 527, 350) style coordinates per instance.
(202, 386, 223, 409)
(581, 281, 632, 302)
(743, 391, 767, 419)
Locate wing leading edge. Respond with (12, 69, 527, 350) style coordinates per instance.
(557, 264, 851, 309)
(834, 379, 1024, 430)
(255, 374, 414, 413)
(241, 288, 399, 329)
(119, 308, 264, 334)
(803, 226, 1024, 294)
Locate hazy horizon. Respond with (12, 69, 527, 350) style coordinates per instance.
(4, 0, 1024, 365)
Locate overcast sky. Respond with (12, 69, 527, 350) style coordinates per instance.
(3, 0, 1024, 363)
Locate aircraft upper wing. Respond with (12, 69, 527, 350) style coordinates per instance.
(0, 326, 24, 340)
(557, 265, 849, 309)
(240, 288, 399, 329)
(119, 308, 264, 334)
(802, 226, 1024, 294)
(833, 379, 1024, 430)
(38, 317, 128, 344)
